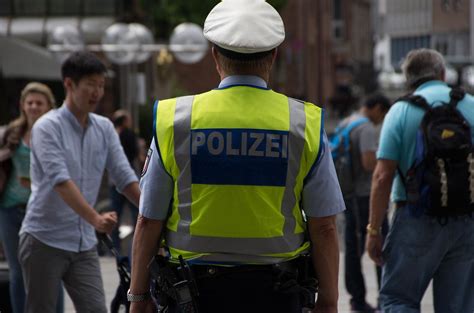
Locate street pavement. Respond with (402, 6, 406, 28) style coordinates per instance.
(64, 253, 434, 313)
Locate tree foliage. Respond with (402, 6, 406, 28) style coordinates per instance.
(143, 0, 288, 40)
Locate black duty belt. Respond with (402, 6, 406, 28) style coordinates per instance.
(188, 260, 298, 280)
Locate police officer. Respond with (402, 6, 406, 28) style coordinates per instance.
(129, 1, 345, 312)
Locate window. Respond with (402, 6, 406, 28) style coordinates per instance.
(391, 36, 431, 67)
(333, 0, 344, 40)
(83, 0, 116, 15)
(434, 33, 469, 59)
(4, 0, 122, 16)
(14, 0, 47, 15)
(48, 0, 80, 15)
(0, 1, 12, 16)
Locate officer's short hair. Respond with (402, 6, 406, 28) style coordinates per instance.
(402, 48, 446, 90)
(216, 47, 275, 77)
(364, 93, 391, 113)
(61, 51, 107, 83)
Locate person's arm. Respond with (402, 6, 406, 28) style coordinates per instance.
(121, 181, 140, 208)
(308, 215, 339, 313)
(366, 159, 397, 265)
(302, 133, 344, 313)
(361, 150, 377, 171)
(54, 180, 117, 233)
(129, 216, 164, 313)
(105, 121, 140, 199)
(129, 138, 174, 313)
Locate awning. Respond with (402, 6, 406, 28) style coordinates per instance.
(0, 36, 62, 80)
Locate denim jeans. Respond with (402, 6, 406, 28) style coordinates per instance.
(380, 206, 474, 313)
(0, 205, 64, 313)
(344, 196, 388, 308)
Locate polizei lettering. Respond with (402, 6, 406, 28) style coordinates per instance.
(191, 129, 288, 158)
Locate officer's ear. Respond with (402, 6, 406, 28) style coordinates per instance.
(212, 46, 225, 79)
(270, 49, 278, 68)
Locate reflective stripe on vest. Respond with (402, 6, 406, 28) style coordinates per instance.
(155, 88, 322, 263)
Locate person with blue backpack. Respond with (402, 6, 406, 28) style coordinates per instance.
(367, 48, 474, 312)
(330, 94, 391, 312)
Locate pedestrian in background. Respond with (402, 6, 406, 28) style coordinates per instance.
(367, 48, 474, 312)
(18, 51, 141, 313)
(110, 109, 139, 255)
(334, 94, 390, 313)
(0, 82, 64, 313)
(129, 0, 345, 312)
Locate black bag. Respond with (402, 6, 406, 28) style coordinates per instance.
(399, 88, 474, 218)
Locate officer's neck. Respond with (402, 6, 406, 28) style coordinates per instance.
(220, 73, 269, 84)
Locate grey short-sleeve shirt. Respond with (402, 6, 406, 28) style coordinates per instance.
(349, 115, 378, 197)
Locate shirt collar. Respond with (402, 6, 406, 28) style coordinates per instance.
(415, 80, 447, 91)
(59, 103, 90, 131)
(218, 75, 268, 89)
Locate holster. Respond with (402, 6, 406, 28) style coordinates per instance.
(272, 254, 318, 309)
(149, 255, 199, 313)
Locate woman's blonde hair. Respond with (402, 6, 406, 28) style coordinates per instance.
(7, 82, 56, 143)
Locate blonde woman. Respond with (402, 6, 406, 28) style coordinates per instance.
(0, 82, 63, 313)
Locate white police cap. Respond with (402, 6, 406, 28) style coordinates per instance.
(204, 0, 285, 54)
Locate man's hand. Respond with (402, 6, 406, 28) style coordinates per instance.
(366, 233, 384, 266)
(93, 211, 117, 234)
(130, 299, 155, 313)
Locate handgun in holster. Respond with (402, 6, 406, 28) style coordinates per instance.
(149, 254, 199, 313)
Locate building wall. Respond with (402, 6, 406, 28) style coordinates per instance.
(350, 0, 373, 63)
(380, 0, 471, 67)
(432, 0, 470, 63)
(386, 0, 432, 37)
(433, 0, 470, 33)
(169, 0, 374, 111)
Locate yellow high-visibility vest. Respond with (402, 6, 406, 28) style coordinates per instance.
(154, 86, 323, 264)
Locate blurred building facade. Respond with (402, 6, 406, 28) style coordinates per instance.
(0, 0, 148, 124)
(276, 0, 375, 118)
(162, 0, 377, 121)
(0, 0, 378, 129)
(373, 0, 474, 99)
(373, 0, 472, 71)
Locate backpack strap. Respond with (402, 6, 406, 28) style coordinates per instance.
(341, 117, 369, 138)
(448, 87, 465, 108)
(396, 94, 431, 111)
(330, 117, 368, 158)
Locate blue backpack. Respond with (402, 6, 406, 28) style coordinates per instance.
(329, 116, 368, 195)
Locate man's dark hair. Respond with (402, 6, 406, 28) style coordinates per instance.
(61, 51, 107, 83)
(364, 93, 391, 112)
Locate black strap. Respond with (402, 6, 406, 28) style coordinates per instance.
(448, 87, 465, 108)
(397, 87, 466, 111)
(396, 94, 431, 111)
(397, 166, 406, 186)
